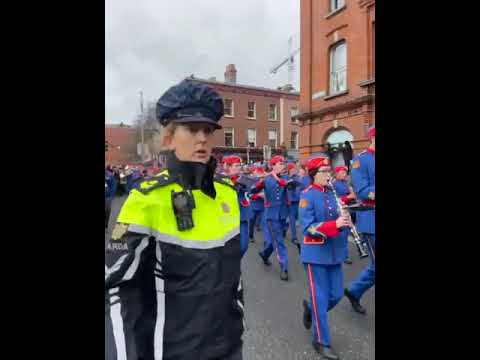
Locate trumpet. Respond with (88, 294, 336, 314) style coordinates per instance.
(327, 180, 369, 259)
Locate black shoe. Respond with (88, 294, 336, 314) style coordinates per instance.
(344, 289, 367, 314)
(302, 299, 311, 330)
(313, 342, 339, 360)
(280, 271, 289, 281)
(258, 252, 271, 266)
(249, 236, 255, 243)
(283, 230, 287, 238)
(256, 227, 261, 232)
(343, 257, 353, 265)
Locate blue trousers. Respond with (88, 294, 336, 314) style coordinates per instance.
(240, 221, 249, 257)
(288, 201, 299, 242)
(260, 218, 289, 272)
(305, 263, 344, 347)
(348, 234, 375, 300)
(248, 209, 264, 238)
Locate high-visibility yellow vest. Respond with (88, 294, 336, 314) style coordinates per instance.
(117, 170, 240, 248)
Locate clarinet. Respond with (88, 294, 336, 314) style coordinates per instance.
(328, 180, 369, 259)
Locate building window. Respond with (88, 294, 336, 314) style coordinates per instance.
(330, 0, 345, 12)
(224, 99, 234, 117)
(247, 129, 256, 147)
(290, 131, 299, 150)
(290, 106, 299, 123)
(268, 130, 277, 148)
(247, 102, 256, 119)
(329, 41, 347, 95)
(224, 127, 234, 147)
(268, 104, 277, 121)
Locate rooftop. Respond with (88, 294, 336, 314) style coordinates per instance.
(186, 76, 300, 97)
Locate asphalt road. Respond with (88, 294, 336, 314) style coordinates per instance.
(106, 196, 375, 360)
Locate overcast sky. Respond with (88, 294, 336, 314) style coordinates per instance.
(105, 0, 300, 124)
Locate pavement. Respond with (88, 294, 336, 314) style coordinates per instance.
(106, 195, 375, 359)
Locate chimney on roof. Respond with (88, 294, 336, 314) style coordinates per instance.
(224, 64, 237, 84)
(280, 84, 294, 92)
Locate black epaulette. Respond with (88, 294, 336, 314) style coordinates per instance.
(214, 174, 236, 191)
(137, 172, 178, 194)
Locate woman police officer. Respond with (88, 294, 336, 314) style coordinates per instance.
(105, 79, 244, 360)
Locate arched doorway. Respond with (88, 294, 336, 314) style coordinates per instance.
(325, 128, 354, 169)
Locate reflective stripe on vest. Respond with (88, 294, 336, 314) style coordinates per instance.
(117, 171, 240, 249)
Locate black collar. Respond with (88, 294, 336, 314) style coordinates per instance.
(166, 151, 217, 199)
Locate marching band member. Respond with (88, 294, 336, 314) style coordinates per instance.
(248, 166, 265, 242)
(299, 156, 351, 360)
(286, 163, 301, 248)
(223, 155, 253, 257)
(257, 155, 291, 280)
(344, 126, 375, 314)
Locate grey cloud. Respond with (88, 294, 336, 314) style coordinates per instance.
(106, 0, 300, 123)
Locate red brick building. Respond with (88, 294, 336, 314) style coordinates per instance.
(296, 0, 375, 166)
(190, 65, 300, 163)
(105, 124, 140, 165)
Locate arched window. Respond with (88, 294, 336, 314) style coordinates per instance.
(329, 41, 347, 95)
(326, 129, 354, 169)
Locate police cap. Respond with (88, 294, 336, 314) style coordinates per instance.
(156, 79, 224, 129)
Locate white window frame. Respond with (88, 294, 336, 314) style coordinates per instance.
(268, 104, 277, 121)
(290, 106, 299, 123)
(224, 99, 234, 117)
(268, 130, 277, 148)
(290, 131, 299, 150)
(247, 128, 257, 147)
(330, 0, 345, 12)
(329, 41, 347, 95)
(247, 101, 256, 119)
(224, 127, 234, 147)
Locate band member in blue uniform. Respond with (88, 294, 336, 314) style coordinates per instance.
(248, 166, 266, 242)
(344, 126, 375, 314)
(286, 163, 301, 247)
(223, 155, 253, 257)
(257, 155, 290, 281)
(332, 165, 356, 264)
(299, 156, 351, 360)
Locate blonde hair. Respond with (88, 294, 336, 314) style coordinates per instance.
(161, 122, 180, 147)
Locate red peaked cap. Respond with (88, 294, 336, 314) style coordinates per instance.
(368, 126, 375, 138)
(306, 156, 330, 172)
(222, 155, 242, 165)
(269, 155, 285, 166)
(334, 166, 348, 173)
(287, 163, 297, 171)
(253, 166, 265, 174)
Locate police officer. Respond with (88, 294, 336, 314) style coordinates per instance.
(222, 155, 253, 257)
(257, 155, 290, 281)
(299, 156, 351, 360)
(344, 126, 375, 315)
(332, 165, 356, 265)
(248, 166, 265, 242)
(105, 79, 244, 360)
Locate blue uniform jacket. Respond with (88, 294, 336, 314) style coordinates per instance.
(249, 175, 265, 211)
(333, 179, 350, 196)
(263, 174, 289, 220)
(299, 185, 348, 265)
(105, 170, 117, 198)
(286, 174, 302, 203)
(232, 175, 254, 222)
(351, 150, 375, 234)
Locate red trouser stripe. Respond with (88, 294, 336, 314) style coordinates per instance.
(307, 264, 322, 343)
